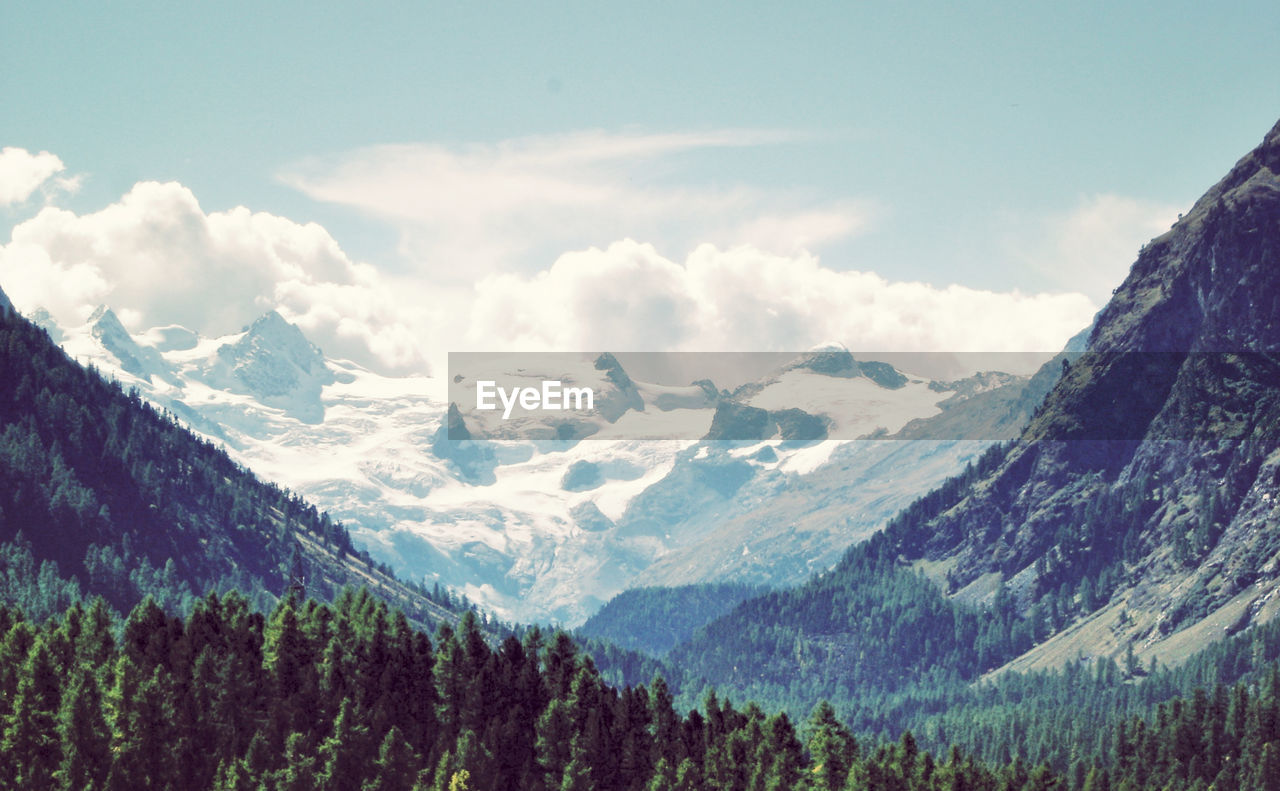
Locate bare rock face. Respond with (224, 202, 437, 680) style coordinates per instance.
(877, 118, 1280, 665)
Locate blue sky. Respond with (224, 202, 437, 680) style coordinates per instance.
(3, 2, 1280, 370)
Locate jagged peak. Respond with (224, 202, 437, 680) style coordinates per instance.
(240, 310, 309, 349)
(593, 351, 626, 375)
(0, 285, 12, 318)
(84, 304, 174, 383)
(247, 309, 291, 333)
(787, 348, 908, 389)
(1092, 116, 1280, 355)
(210, 309, 334, 414)
(792, 346, 856, 372)
(88, 305, 129, 333)
(228, 310, 328, 371)
(88, 306, 148, 355)
(593, 351, 639, 393)
(806, 340, 850, 354)
(1263, 115, 1280, 150)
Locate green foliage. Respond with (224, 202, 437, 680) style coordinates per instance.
(0, 589, 1080, 791)
(0, 534, 82, 623)
(577, 582, 768, 656)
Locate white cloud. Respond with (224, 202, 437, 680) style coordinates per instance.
(0, 240, 109, 323)
(1011, 194, 1182, 303)
(464, 239, 1098, 354)
(280, 129, 871, 277)
(726, 202, 877, 255)
(0, 181, 425, 373)
(0, 147, 76, 206)
(0, 165, 1099, 383)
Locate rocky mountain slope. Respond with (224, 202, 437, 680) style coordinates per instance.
(935, 116, 1280, 673)
(656, 117, 1280, 703)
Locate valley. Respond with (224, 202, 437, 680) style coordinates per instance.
(39, 309, 1050, 624)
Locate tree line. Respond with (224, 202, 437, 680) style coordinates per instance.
(0, 587, 1068, 791)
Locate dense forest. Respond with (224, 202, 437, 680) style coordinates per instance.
(8, 588, 1280, 790)
(578, 584, 768, 657)
(0, 587, 1046, 791)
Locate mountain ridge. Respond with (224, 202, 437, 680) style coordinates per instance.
(31, 307, 1048, 623)
(650, 116, 1280, 707)
(0, 306, 472, 632)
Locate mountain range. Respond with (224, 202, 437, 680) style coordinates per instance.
(35, 306, 1059, 624)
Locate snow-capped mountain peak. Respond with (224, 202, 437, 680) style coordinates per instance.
(198, 311, 336, 423)
(21, 299, 1056, 624)
(88, 305, 175, 384)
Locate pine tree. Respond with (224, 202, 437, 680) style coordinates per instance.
(1, 636, 62, 791)
(265, 597, 318, 741)
(77, 597, 117, 677)
(646, 758, 676, 791)
(649, 676, 683, 768)
(271, 731, 320, 791)
(363, 726, 420, 791)
(618, 685, 653, 789)
(105, 660, 178, 791)
(0, 619, 36, 729)
(316, 698, 373, 791)
(433, 622, 465, 749)
(761, 712, 804, 791)
(807, 701, 858, 791)
(543, 631, 580, 700)
(121, 595, 176, 672)
(537, 699, 575, 790)
(55, 668, 110, 791)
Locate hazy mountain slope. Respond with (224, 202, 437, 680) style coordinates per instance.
(0, 285, 12, 317)
(634, 365, 1060, 589)
(577, 582, 767, 656)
